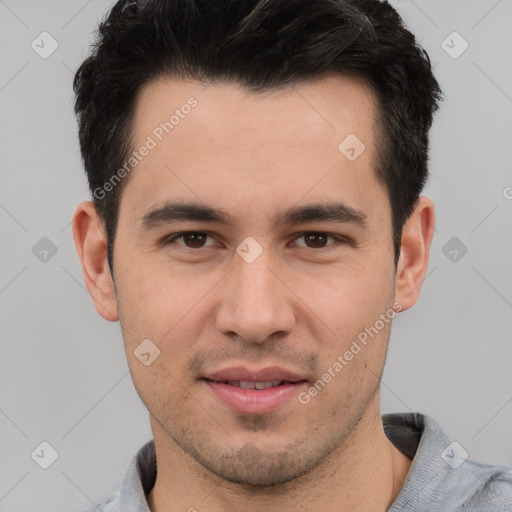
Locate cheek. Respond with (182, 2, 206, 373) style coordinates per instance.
(310, 315, 391, 415)
(295, 260, 394, 392)
(117, 258, 218, 351)
(299, 261, 394, 334)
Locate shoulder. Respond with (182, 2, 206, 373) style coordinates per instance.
(459, 461, 512, 511)
(386, 413, 512, 512)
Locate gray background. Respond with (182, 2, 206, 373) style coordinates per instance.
(1, 0, 511, 511)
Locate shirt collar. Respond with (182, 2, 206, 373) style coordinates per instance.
(118, 438, 156, 512)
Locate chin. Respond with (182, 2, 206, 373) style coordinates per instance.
(189, 438, 330, 487)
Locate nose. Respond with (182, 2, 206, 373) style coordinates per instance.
(215, 248, 296, 344)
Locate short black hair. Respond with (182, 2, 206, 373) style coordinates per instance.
(73, 0, 443, 275)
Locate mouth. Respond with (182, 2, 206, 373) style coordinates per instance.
(201, 368, 308, 414)
(206, 379, 301, 389)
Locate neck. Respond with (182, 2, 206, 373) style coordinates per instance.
(147, 395, 412, 512)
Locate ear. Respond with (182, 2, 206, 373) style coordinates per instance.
(394, 196, 435, 312)
(72, 201, 119, 321)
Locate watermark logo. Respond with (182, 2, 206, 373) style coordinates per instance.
(442, 236, 468, 263)
(32, 237, 58, 263)
(31, 441, 59, 469)
(31, 31, 58, 59)
(338, 134, 366, 162)
(441, 441, 468, 469)
(298, 302, 402, 405)
(134, 339, 161, 366)
(441, 31, 469, 59)
(93, 97, 198, 201)
(236, 236, 263, 264)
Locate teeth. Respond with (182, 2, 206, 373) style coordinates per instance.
(254, 381, 278, 390)
(226, 380, 283, 389)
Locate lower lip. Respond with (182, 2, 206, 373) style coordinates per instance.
(203, 380, 308, 415)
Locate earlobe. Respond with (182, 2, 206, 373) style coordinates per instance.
(394, 196, 435, 312)
(72, 201, 119, 322)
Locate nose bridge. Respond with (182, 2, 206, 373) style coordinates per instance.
(215, 242, 295, 343)
(235, 247, 278, 304)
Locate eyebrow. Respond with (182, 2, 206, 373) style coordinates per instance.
(137, 200, 368, 231)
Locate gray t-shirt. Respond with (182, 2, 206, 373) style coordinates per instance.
(83, 413, 512, 511)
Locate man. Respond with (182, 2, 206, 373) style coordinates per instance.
(71, 0, 512, 510)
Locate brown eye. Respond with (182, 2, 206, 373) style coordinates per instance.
(294, 232, 341, 249)
(303, 233, 328, 248)
(165, 232, 216, 249)
(182, 233, 207, 248)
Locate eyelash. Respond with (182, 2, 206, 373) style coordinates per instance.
(162, 231, 349, 251)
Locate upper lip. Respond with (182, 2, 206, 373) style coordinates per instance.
(204, 366, 307, 383)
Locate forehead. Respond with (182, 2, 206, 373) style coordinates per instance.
(132, 74, 377, 148)
(122, 74, 383, 223)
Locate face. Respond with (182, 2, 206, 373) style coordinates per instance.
(103, 75, 400, 484)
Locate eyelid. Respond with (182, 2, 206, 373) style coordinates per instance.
(163, 231, 219, 249)
(292, 231, 348, 248)
(162, 230, 350, 250)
